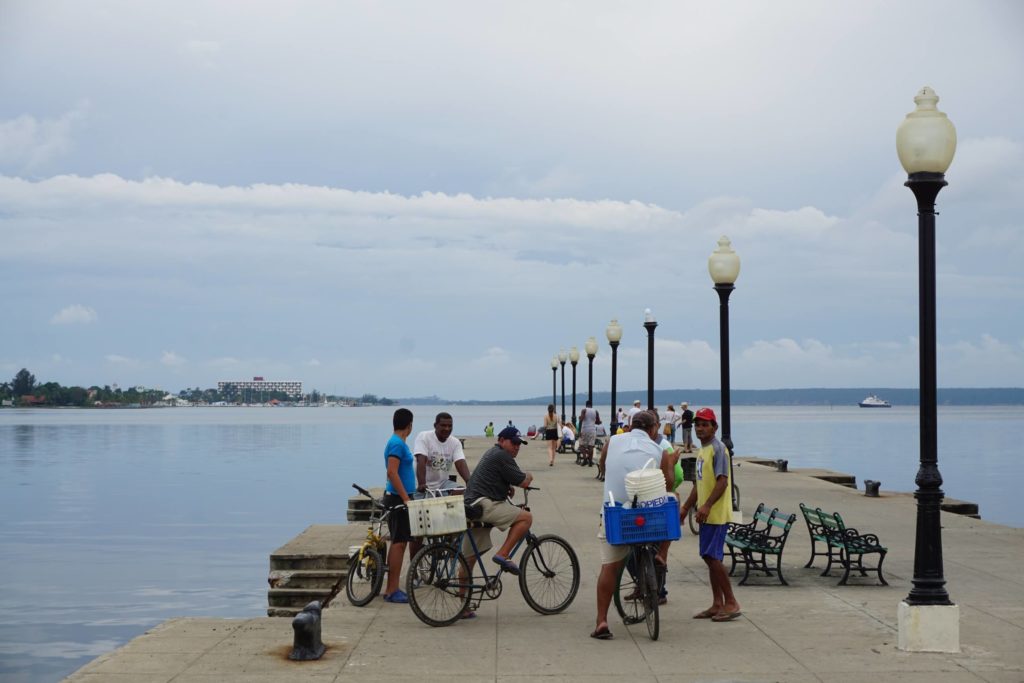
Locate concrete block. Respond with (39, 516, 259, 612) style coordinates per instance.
(897, 601, 960, 653)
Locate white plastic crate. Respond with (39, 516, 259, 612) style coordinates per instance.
(407, 494, 467, 536)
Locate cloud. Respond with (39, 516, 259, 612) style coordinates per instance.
(472, 347, 511, 368)
(0, 105, 88, 172)
(50, 305, 97, 325)
(105, 354, 139, 366)
(160, 351, 186, 367)
(181, 39, 222, 68)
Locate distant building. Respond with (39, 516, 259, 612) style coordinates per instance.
(217, 377, 302, 399)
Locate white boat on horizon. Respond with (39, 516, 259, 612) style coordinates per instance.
(859, 394, 892, 408)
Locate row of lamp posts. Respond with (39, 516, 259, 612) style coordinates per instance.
(544, 87, 957, 651)
(547, 237, 740, 517)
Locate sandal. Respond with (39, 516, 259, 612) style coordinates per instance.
(589, 625, 613, 640)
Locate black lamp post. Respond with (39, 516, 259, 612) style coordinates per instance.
(569, 346, 580, 425)
(606, 320, 622, 431)
(709, 236, 740, 513)
(550, 356, 558, 408)
(643, 308, 657, 410)
(585, 336, 598, 405)
(558, 348, 567, 423)
(897, 86, 957, 611)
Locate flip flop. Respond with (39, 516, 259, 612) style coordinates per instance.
(711, 610, 742, 622)
(492, 555, 520, 576)
(589, 626, 613, 640)
(693, 609, 718, 619)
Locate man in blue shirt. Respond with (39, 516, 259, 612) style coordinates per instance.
(382, 408, 415, 603)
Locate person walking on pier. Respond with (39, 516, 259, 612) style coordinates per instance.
(543, 404, 559, 466)
(578, 400, 600, 467)
(679, 402, 695, 453)
(679, 407, 741, 621)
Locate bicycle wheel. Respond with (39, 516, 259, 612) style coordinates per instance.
(687, 506, 699, 535)
(519, 534, 580, 615)
(345, 547, 384, 607)
(613, 554, 643, 625)
(638, 548, 660, 641)
(407, 544, 471, 627)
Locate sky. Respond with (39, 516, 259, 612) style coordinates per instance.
(1, 1, 1022, 401)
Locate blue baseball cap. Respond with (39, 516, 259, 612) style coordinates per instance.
(498, 426, 528, 445)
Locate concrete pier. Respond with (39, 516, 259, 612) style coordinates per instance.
(65, 436, 1024, 682)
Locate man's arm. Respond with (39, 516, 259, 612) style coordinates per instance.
(387, 456, 411, 503)
(659, 449, 675, 492)
(455, 458, 471, 484)
(414, 454, 428, 491)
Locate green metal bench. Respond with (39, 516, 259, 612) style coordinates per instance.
(726, 503, 797, 585)
(799, 503, 888, 586)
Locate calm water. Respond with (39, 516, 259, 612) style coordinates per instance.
(1, 404, 1021, 682)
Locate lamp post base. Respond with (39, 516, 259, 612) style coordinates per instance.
(897, 601, 959, 653)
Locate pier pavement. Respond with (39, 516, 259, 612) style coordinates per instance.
(66, 436, 1024, 682)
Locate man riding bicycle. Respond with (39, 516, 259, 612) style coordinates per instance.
(462, 426, 534, 580)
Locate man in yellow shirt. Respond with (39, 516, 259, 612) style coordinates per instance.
(679, 408, 741, 622)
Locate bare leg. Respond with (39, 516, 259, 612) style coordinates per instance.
(704, 556, 740, 613)
(495, 510, 532, 559)
(385, 541, 407, 595)
(594, 560, 623, 632)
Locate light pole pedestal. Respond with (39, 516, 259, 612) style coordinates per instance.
(898, 601, 959, 653)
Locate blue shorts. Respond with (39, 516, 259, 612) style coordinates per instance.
(698, 523, 728, 561)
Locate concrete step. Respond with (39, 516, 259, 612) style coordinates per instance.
(267, 587, 336, 609)
(347, 487, 385, 522)
(268, 569, 345, 590)
(269, 553, 348, 572)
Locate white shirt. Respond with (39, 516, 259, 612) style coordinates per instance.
(626, 405, 643, 421)
(412, 430, 466, 490)
(602, 429, 665, 506)
(562, 425, 574, 440)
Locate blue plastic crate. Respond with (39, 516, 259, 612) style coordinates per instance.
(604, 498, 681, 545)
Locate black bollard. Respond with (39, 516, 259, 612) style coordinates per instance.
(289, 600, 325, 661)
(775, 459, 788, 472)
(864, 480, 881, 498)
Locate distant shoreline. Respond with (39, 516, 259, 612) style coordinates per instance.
(398, 387, 1024, 407)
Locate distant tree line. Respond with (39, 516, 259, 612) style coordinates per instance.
(1, 368, 166, 407)
(1, 368, 397, 407)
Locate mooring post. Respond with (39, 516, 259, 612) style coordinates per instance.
(289, 601, 325, 661)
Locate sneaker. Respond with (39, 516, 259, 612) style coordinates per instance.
(383, 590, 409, 603)
(492, 555, 521, 576)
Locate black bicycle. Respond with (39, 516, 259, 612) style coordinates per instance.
(612, 542, 664, 640)
(406, 487, 580, 627)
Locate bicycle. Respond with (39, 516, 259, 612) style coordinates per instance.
(326, 484, 391, 608)
(405, 487, 580, 627)
(612, 541, 664, 641)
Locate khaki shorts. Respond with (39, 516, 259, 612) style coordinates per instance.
(597, 514, 630, 564)
(462, 498, 523, 556)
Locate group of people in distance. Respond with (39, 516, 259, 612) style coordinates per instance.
(379, 404, 739, 638)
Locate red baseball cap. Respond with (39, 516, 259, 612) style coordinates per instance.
(694, 407, 717, 423)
